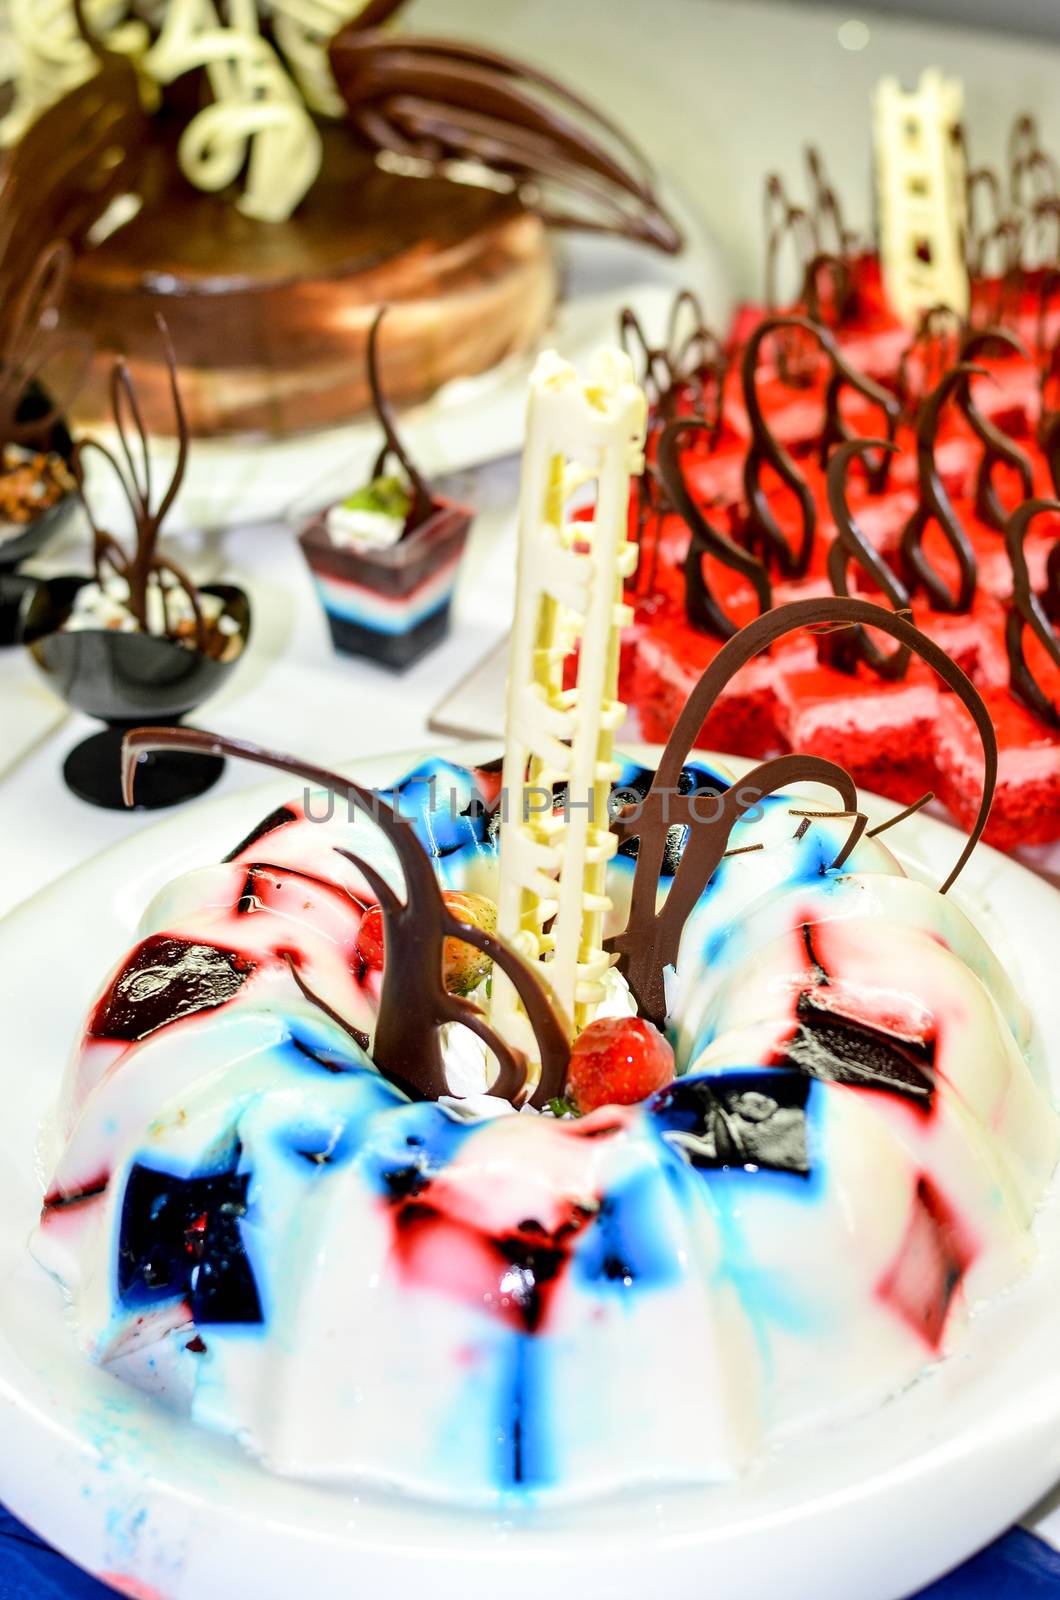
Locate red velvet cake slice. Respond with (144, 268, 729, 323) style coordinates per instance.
(773, 659, 939, 805)
(935, 683, 1060, 850)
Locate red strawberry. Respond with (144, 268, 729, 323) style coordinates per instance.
(355, 904, 386, 971)
(565, 1016, 675, 1113)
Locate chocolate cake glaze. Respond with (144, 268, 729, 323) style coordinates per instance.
(62, 124, 556, 436)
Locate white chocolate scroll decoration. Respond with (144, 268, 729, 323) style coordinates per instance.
(1, 0, 341, 220)
(144, 0, 321, 222)
(269, 0, 366, 117)
(874, 69, 970, 328)
(490, 348, 646, 1083)
(0, 0, 148, 144)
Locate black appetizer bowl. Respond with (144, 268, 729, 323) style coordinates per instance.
(0, 394, 77, 646)
(20, 577, 251, 809)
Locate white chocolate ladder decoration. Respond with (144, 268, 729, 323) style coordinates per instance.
(490, 349, 646, 1082)
(874, 69, 969, 328)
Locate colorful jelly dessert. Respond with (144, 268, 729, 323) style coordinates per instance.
(31, 351, 1058, 1508)
(33, 713, 1057, 1500)
(299, 311, 472, 670)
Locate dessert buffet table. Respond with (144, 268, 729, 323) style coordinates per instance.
(0, 463, 519, 918)
(4, 481, 1060, 1599)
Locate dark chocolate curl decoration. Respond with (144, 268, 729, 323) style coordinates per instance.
(0, 241, 88, 451)
(801, 252, 854, 333)
(742, 315, 900, 579)
(805, 147, 857, 260)
(120, 729, 572, 1108)
(964, 164, 1005, 279)
(607, 751, 867, 1027)
(655, 416, 772, 639)
(1003, 498, 1060, 727)
(73, 318, 203, 650)
(900, 363, 984, 614)
(1010, 115, 1058, 213)
(897, 304, 963, 423)
(620, 291, 728, 434)
(366, 307, 433, 529)
(329, 31, 680, 252)
(823, 438, 912, 681)
(958, 327, 1035, 531)
(764, 176, 815, 311)
(606, 597, 998, 1023)
(0, 29, 145, 320)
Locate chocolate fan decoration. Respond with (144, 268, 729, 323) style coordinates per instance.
(741, 315, 900, 579)
(365, 306, 433, 530)
(958, 326, 1036, 531)
(73, 319, 205, 649)
(821, 438, 912, 681)
(655, 415, 772, 639)
(900, 363, 985, 613)
(0, 18, 145, 324)
(606, 597, 999, 1024)
(1003, 497, 1060, 727)
(0, 241, 88, 452)
(620, 290, 728, 435)
(121, 728, 573, 1108)
(329, 25, 680, 252)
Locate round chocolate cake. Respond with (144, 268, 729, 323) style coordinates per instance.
(65, 125, 556, 437)
(2, 0, 677, 439)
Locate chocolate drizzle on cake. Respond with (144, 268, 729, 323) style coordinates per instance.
(329, 21, 680, 252)
(74, 319, 207, 649)
(120, 729, 572, 1108)
(607, 597, 999, 1024)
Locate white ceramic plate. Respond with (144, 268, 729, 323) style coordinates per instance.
(2, 744, 1060, 1600)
